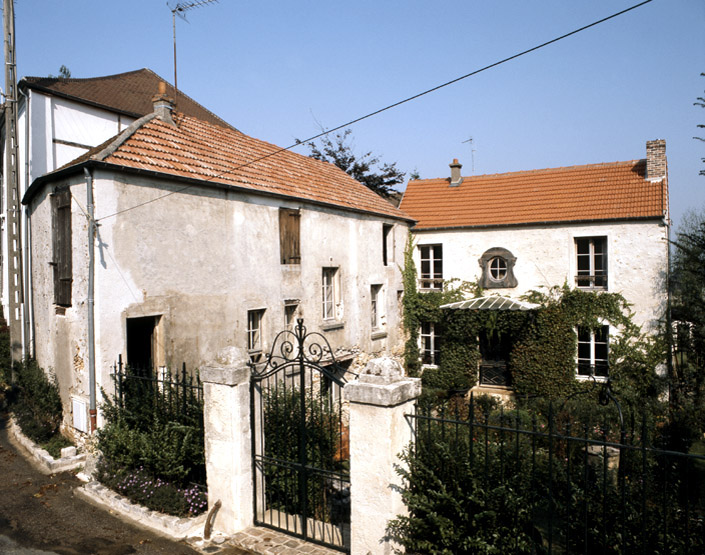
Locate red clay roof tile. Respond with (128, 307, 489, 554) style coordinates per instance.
(400, 161, 667, 229)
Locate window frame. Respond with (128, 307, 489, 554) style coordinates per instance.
(382, 224, 393, 266)
(247, 309, 266, 356)
(420, 322, 441, 366)
(576, 325, 609, 380)
(479, 247, 517, 289)
(322, 268, 338, 321)
(370, 284, 383, 330)
(419, 244, 443, 290)
(575, 236, 608, 290)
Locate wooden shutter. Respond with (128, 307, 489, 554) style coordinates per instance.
(51, 189, 72, 306)
(279, 208, 300, 264)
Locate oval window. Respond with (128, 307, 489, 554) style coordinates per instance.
(489, 257, 507, 281)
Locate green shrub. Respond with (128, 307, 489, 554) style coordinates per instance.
(12, 359, 64, 444)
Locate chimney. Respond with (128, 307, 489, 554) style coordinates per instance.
(646, 139, 666, 182)
(151, 81, 175, 125)
(449, 158, 463, 186)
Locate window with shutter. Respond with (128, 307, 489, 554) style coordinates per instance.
(51, 189, 72, 306)
(279, 208, 301, 264)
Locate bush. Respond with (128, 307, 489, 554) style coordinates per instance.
(12, 359, 64, 444)
(95, 368, 207, 516)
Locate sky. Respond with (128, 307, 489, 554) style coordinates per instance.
(6, 0, 705, 228)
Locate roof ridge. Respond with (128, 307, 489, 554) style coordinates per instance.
(22, 68, 150, 83)
(410, 159, 644, 184)
(90, 111, 161, 162)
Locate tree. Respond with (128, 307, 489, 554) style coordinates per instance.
(303, 129, 405, 198)
(669, 209, 705, 444)
(49, 65, 71, 79)
(696, 73, 704, 177)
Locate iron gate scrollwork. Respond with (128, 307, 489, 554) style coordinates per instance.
(250, 319, 353, 552)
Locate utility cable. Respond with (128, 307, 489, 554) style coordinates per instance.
(96, 0, 652, 222)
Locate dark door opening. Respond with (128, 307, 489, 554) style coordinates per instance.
(126, 316, 159, 375)
(479, 329, 512, 387)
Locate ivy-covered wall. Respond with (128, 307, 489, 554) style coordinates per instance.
(402, 239, 664, 402)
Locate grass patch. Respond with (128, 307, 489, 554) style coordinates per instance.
(41, 433, 75, 459)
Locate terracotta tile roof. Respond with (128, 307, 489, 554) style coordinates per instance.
(45, 111, 410, 221)
(20, 68, 233, 129)
(400, 161, 667, 229)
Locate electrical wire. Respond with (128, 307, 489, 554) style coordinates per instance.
(96, 0, 652, 222)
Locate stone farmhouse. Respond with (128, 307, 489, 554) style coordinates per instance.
(399, 140, 669, 389)
(2, 68, 234, 360)
(18, 80, 411, 432)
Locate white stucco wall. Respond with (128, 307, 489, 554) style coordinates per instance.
(28, 170, 409, 426)
(412, 220, 668, 333)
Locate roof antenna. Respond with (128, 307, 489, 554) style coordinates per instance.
(168, 0, 218, 93)
(462, 136, 476, 174)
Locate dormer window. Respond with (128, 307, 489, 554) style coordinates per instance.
(479, 248, 517, 289)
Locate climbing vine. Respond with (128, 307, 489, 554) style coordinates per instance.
(401, 239, 664, 403)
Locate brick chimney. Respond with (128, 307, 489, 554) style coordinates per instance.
(449, 158, 463, 186)
(646, 139, 666, 182)
(151, 81, 175, 125)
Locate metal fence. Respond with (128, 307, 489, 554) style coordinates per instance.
(111, 354, 204, 429)
(408, 394, 705, 554)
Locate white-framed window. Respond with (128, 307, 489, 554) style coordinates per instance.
(419, 244, 443, 290)
(576, 237, 608, 290)
(247, 309, 265, 355)
(371, 284, 383, 329)
(489, 257, 508, 282)
(420, 322, 441, 366)
(322, 268, 338, 320)
(577, 325, 609, 379)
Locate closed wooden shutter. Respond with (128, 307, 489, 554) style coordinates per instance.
(279, 208, 300, 264)
(51, 189, 72, 306)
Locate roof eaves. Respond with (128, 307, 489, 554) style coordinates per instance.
(412, 215, 666, 232)
(24, 159, 415, 224)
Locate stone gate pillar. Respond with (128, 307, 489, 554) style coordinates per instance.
(344, 358, 421, 555)
(201, 347, 253, 535)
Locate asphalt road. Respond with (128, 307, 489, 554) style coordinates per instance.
(0, 413, 201, 555)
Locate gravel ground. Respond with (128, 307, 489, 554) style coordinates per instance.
(0, 413, 201, 555)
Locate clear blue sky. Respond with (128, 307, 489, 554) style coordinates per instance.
(9, 0, 705, 228)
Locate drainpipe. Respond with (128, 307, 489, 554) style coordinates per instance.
(84, 167, 97, 432)
(19, 85, 33, 358)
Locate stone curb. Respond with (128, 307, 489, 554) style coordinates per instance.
(75, 481, 208, 541)
(7, 416, 85, 475)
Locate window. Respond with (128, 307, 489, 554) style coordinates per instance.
(420, 322, 441, 366)
(247, 309, 265, 356)
(371, 285, 382, 329)
(322, 268, 338, 320)
(576, 237, 607, 289)
(383, 224, 393, 266)
(577, 326, 609, 379)
(51, 189, 72, 306)
(284, 301, 299, 331)
(419, 244, 443, 290)
(279, 208, 300, 264)
(479, 247, 517, 288)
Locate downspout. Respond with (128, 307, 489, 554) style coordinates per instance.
(84, 167, 97, 432)
(19, 85, 33, 358)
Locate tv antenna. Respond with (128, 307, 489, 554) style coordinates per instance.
(169, 0, 218, 92)
(462, 136, 476, 174)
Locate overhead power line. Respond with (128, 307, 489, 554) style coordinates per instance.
(96, 0, 653, 222)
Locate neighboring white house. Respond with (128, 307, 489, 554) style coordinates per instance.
(1, 68, 234, 359)
(399, 140, 669, 388)
(21, 89, 412, 432)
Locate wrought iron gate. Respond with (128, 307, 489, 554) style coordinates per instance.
(250, 319, 352, 552)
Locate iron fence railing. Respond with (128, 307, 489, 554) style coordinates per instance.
(408, 394, 705, 554)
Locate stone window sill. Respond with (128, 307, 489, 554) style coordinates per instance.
(322, 321, 344, 331)
(371, 330, 388, 340)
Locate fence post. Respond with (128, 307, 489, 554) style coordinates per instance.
(200, 347, 253, 535)
(344, 357, 421, 555)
